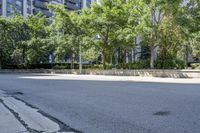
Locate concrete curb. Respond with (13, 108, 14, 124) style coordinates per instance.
(0, 69, 200, 78)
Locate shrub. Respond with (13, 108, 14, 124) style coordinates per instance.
(191, 63, 200, 69)
(115, 63, 128, 69)
(51, 63, 79, 69)
(52, 65, 68, 69)
(2, 63, 80, 69)
(2, 64, 26, 69)
(127, 60, 150, 69)
(155, 59, 185, 69)
(83, 64, 110, 69)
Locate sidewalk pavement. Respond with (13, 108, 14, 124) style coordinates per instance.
(19, 74, 200, 84)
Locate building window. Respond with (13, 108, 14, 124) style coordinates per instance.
(16, 1, 22, 7)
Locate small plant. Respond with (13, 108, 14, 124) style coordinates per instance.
(191, 63, 200, 69)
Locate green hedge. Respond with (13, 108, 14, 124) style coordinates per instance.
(112, 60, 150, 69)
(2, 63, 79, 69)
(155, 59, 185, 69)
(2, 59, 185, 70)
(128, 60, 150, 69)
(113, 59, 184, 69)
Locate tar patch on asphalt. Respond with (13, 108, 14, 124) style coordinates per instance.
(153, 111, 171, 116)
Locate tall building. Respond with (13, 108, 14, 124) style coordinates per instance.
(0, 0, 32, 17)
(0, 0, 2, 15)
(64, 0, 81, 10)
(33, 0, 53, 17)
(0, 0, 92, 17)
(33, 0, 83, 17)
(81, 0, 92, 8)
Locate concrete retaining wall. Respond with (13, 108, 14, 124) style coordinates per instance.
(0, 69, 200, 78)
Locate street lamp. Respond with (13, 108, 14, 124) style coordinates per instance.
(77, 10, 82, 74)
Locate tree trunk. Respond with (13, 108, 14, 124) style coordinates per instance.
(71, 53, 74, 69)
(22, 46, 25, 64)
(0, 48, 2, 69)
(150, 46, 155, 69)
(118, 47, 121, 64)
(102, 49, 106, 69)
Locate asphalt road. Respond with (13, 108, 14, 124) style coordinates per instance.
(0, 74, 200, 133)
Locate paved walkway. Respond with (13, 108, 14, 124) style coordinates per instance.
(19, 74, 200, 84)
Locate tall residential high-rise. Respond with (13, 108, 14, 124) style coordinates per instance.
(32, 0, 83, 17)
(0, 0, 32, 17)
(81, 0, 92, 8)
(0, 0, 2, 15)
(33, 0, 53, 17)
(0, 0, 93, 17)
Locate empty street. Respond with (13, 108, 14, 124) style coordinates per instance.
(0, 74, 200, 133)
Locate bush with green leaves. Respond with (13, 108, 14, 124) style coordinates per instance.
(113, 60, 150, 69)
(154, 59, 185, 69)
(127, 60, 150, 69)
(190, 63, 200, 69)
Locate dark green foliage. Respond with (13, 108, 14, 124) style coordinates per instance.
(155, 59, 185, 69)
(3, 63, 79, 69)
(126, 60, 150, 69)
(0, 0, 199, 70)
(190, 63, 200, 69)
(111, 60, 151, 69)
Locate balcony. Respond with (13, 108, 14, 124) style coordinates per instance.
(34, 0, 48, 10)
(65, 2, 80, 10)
(33, 7, 52, 17)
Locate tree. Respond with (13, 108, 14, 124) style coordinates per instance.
(25, 13, 50, 64)
(0, 14, 30, 68)
(10, 15, 31, 64)
(181, 0, 200, 62)
(139, 0, 184, 68)
(0, 17, 13, 68)
(82, 0, 138, 69)
(48, 4, 90, 69)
